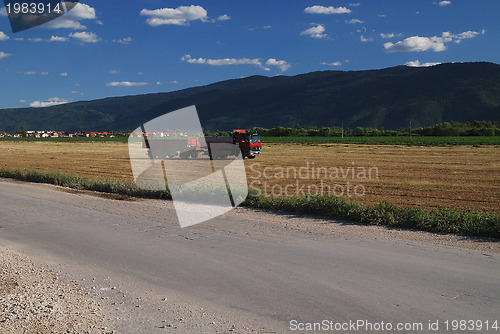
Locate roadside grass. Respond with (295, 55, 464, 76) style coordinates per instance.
(1, 167, 498, 239)
(0, 167, 170, 199)
(245, 192, 500, 239)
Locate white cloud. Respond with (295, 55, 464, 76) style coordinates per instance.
(217, 14, 231, 21)
(181, 54, 291, 72)
(321, 61, 342, 66)
(42, 3, 97, 30)
(108, 70, 120, 74)
(384, 30, 483, 52)
(405, 60, 441, 67)
(248, 25, 273, 32)
(169, 80, 179, 84)
(345, 19, 363, 24)
(30, 97, 69, 108)
(182, 54, 265, 69)
(435, 1, 452, 6)
(385, 36, 446, 52)
(60, 72, 68, 76)
(378, 14, 386, 18)
(304, 5, 351, 14)
(453, 30, 481, 41)
(48, 20, 86, 30)
(349, 3, 361, 6)
(0, 32, 9, 41)
(265, 58, 291, 71)
(69, 31, 101, 43)
(48, 35, 68, 42)
(300, 24, 327, 39)
(21, 71, 53, 76)
(380, 33, 395, 39)
(112, 37, 132, 45)
(28, 38, 43, 43)
(64, 3, 96, 19)
(360, 35, 373, 42)
(140, 5, 208, 26)
(19, 99, 26, 103)
(106, 81, 149, 87)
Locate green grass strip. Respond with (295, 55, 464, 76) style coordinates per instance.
(1, 167, 498, 239)
(0, 167, 170, 199)
(244, 191, 500, 239)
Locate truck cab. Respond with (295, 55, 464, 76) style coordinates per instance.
(233, 130, 261, 159)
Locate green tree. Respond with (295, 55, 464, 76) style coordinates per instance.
(20, 126, 27, 137)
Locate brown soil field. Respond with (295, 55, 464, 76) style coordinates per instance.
(1, 141, 499, 214)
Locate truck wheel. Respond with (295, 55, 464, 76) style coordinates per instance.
(247, 155, 256, 159)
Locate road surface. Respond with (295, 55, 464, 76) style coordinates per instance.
(0, 180, 499, 333)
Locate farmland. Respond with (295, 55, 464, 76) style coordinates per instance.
(0, 140, 498, 215)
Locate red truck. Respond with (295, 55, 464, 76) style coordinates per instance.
(205, 130, 261, 159)
(144, 129, 261, 159)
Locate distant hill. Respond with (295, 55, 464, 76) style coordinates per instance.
(1, 62, 499, 132)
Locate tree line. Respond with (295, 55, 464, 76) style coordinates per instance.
(205, 121, 500, 137)
(10, 120, 499, 138)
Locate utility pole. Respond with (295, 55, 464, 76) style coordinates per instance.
(409, 120, 412, 138)
(341, 123, 344, 138)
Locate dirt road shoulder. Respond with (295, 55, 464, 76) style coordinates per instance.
(0, 244, 113, 333)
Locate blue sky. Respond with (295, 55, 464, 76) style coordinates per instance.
(0, 0, 498, 109)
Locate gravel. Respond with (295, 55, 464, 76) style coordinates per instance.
(0, 245, 114, 333)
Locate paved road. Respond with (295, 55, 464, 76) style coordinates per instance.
(0, 180, 499, 333)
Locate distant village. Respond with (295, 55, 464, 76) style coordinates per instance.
(0, 130, 116, 138)
(0, 130, 190, 138)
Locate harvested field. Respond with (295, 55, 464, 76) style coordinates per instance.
(250, 143, 500, 214)
(0, 141, 132, 181)
(0, 141, 498, 214)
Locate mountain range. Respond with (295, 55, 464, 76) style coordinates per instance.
(1, 62, 499, 132)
